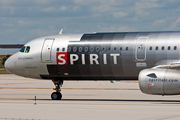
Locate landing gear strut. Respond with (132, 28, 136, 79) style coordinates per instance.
(51, 80, 63, 100)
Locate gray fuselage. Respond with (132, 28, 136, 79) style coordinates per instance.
(5, 32, 180, 81)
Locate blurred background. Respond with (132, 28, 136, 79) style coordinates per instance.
(0, 0, 180, 44)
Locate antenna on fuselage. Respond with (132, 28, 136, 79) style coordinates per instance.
(59, 29, 63, 34)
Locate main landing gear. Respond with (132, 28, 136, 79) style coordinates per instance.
(51, 80, 63, 100)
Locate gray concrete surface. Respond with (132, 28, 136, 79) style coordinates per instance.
(1, 74, 180, 120)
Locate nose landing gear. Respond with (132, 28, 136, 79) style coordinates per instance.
(51, 80, 63, 100)
(51, 92, 62, 100)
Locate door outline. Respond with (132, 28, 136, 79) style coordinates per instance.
(41, 38, 55, 62)
(135, 37, 148, 61)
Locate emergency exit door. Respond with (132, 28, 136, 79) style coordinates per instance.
(135, 37, 148, 61)
(41, 38, 54, 61)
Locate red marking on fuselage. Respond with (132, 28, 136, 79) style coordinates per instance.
(56, 52, 67, 65)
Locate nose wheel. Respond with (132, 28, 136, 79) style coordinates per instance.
(51, 92, 62, 100)
(51, 80, 63, 100)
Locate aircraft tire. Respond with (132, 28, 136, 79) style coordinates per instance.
(58, 92, 62, 100)
(51, 92, 62, 100)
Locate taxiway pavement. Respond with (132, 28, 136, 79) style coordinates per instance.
(0, 74, 180, 120)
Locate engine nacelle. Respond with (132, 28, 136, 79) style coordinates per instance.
(139, 68, 180, 95)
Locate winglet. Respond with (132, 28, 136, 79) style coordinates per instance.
(59, 29, 63, 34)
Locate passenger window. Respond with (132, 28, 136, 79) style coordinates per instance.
(120, 47, 122, 51)
(25, 46, 30, 53)
(174, 46, 177, 50)
(156, 46, 158, 50)
(107, 47, 111, 51)
(96, 47, 100, 52)
(68, 47, 71, 52)
(162, 46, 164, 50)
(168, 46, 171, 50)
(102, 47, 106, 52)
(62, 48, 65, 52)
(149, 47, 152, 50)
(79, 47, 82, 52)
(126, 47, 128, 51)
(114, 47, 117, 51)
(73, 47, 77, 52)
(90, 47, 94, 52)
(20, 46, 26, 52)
(57, 48, 59, 52)
(84, 47, 88, 52)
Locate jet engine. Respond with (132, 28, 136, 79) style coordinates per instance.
(139, 68, 180, 95)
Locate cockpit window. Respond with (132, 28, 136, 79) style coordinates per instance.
(20, 46, 26, 52)
(25, 46, 30, 53)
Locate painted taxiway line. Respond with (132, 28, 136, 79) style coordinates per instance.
(0, 87, 139, 90)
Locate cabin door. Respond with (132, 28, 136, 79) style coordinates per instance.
(41, 38, 54, 62)
(135, 37, 148, 61)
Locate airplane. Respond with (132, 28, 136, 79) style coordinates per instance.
(4, 31, 180, 100)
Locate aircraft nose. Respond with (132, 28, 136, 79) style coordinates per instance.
(5, 56, 13, 73)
